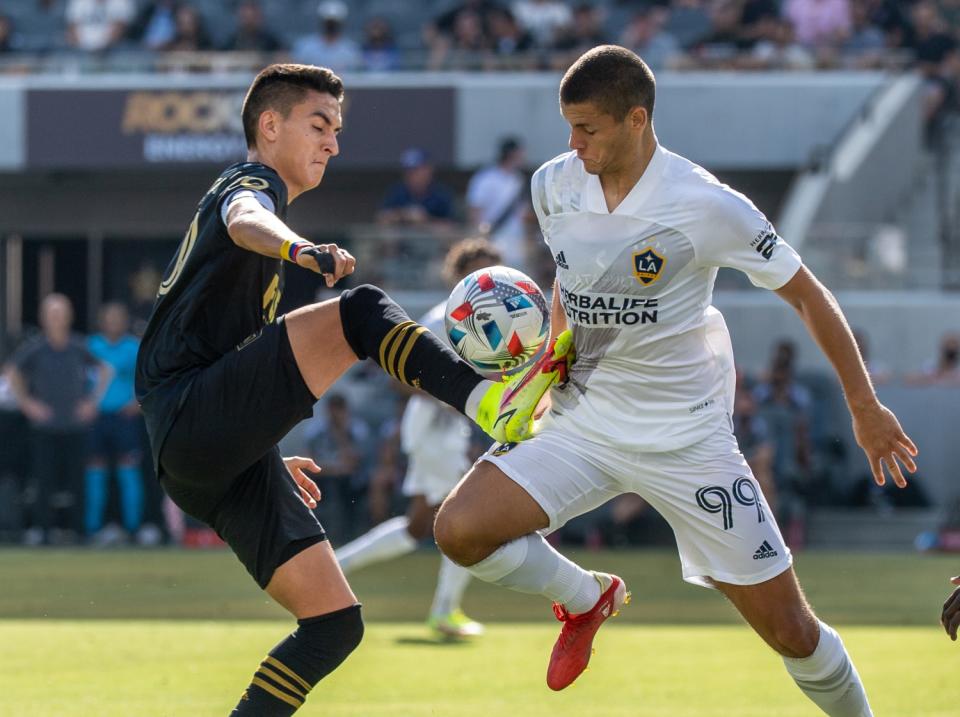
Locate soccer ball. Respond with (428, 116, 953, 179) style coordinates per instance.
(444, 266, 549, 373)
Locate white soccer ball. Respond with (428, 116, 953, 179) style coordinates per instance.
(444, 265, 549, 373)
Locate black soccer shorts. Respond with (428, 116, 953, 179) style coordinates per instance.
(157, 317, 326, 588)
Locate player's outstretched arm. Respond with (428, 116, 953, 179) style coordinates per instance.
(774, 265, 918, 488)
(225, 195, 355, 287)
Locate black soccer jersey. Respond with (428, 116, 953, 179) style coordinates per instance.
(135, 162, 289, 459)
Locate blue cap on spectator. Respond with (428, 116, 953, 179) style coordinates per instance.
(400, 147, 430, 169)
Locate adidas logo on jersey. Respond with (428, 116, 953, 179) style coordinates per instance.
(554, 251, 569, 269)
(753, 540, 778, 560)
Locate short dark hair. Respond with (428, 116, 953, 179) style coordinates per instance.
(443, 237, 503, 285)
(559, 45, 655, 121)
(242, 63, 344, 148)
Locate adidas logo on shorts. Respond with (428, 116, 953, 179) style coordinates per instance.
(753, 540, 778, 560)
(554, 251, 569, 269)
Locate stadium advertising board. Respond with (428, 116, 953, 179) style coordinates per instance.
(26, 86, 454, 170)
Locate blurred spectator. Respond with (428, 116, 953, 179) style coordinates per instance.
(620, 6, 681, 72)
(377, 148, 456, 227)
(5, 294, 111, 545)
(938, 0, 960, 26)
(466, 137, 530, 268)
(909, 1, 960, 136)
(512, 0, 572, 48)
(429, 0, 502, 40)
(0, 14, 22, 53)
(733, 373, 776, 513)
(754, 346, 813, 545)
(550, 2, 608, 68)
(664, 0, 713, 50)
(163, 5, 212, 52)
(486, 7, 536, 68)
(305, 394, 371, 542)
(783, 0, 852, 48)
(428, 9, 489, 70)
(908, 332, 960, 384)
(84, 303, 145, 545)
(222, 0, 281, 53)
(694, 0, 746, 65)
(292, 0, 361, 73)
(739, 0, 780, 48)
(127, 0, 179, 50)
(128, 262, 161, 337)
(747, 15, 815, 69)
(842, 0, 886, 67)
(365, 401, 405, 527)
(361, 16, 400, 71)
(65, 0, 134, 52)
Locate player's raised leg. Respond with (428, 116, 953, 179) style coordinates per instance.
(284, 286, 572, 444)
(435, 444, 628, 690)
(716, 570, 872, 717)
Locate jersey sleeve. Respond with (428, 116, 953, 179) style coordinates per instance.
(215, 164, 286, 223)
(692, 188, 802, 290)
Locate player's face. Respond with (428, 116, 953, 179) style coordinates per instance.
(273, 90, 342, 195)
(561, 101, 640, 175)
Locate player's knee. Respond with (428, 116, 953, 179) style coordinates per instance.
(433, 504, 481, 565)
(297, 604, 365, 675)
(338, 284, 389, 359)
(770, 613, 819, 658)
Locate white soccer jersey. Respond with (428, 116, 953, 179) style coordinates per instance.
(401, 302, 472, 499)
(533, 144, 802, 452)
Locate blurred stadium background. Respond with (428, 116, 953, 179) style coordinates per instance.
(0, 0, 959, 714)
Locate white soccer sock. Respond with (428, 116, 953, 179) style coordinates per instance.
(465, 533, 601, 614)
(429, 555, 474, 618)
(463, 380, 495, 422)
(782, 621, 873, 717)
(335, 516, 417, 574)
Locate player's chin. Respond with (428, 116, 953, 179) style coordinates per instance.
(306, 165, 327, 189)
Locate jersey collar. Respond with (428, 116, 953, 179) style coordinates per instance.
(584, 143, 668, 216)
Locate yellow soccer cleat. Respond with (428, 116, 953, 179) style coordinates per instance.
(475, 330, 574, 444)
(428, 609, 485, 639)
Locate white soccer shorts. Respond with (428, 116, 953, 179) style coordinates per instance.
(482, 417, 792, 588)
(402, 467, 461, 508)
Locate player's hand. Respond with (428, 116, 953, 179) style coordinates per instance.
(296, 243, 356, 288)
(851, 399, 917, 488)
(940, 576, 960, 640)
(283, 456, 323, 509)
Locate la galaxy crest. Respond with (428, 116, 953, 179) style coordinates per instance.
(632, 247, 665, 286)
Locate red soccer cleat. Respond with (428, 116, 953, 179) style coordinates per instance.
(546, 573, 630, 691)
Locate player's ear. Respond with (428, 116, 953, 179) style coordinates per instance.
(258, 109, 280, 144)
(629, 106, 648, 132)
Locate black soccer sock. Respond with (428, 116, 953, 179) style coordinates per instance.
(231, 604, 364, 716)
(338, 284, 484, 413)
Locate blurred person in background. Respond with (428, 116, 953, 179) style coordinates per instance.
(84, 303, 145, 546)
(783, 0, 852, 49)
(305, 393, 371, 543)
(361, 16, 400, 71)
(222, 0, 282, 53)
(512, 0, 572, 48)
(0, 13, 23, 53)
(5, 294, 112, 545)
(335, 238, 503, 639)
(162, 5, 212, 52)
(127, 0, 179, 50)
(486, 7, 537, 69)
(427, 8, 489, 70)
(377, 147, 456, 228)
(292, 0, 361, 73)
(842, 0, 887, 67)
(907, 332, 960, 384)
(734, 372, 776, 512)
(908, 0, 960, 139)
(466, 137, 530, 269)
(664, 0, 713, 51)
(550, 2, 608, 68)
(619, 6, 682, 72)
(66, 0, 134, 52)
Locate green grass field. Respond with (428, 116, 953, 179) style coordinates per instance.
(1, 548, 956, 716)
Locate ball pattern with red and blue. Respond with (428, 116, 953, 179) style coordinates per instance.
(445, 266, 549, 372)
